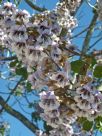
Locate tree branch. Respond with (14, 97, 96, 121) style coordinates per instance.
(0, 56, 17, 61)
(88, 36, 102, 51)
(0, 77, 22, 114)
(71, 26, 89, 39)
(0, 96, 38, 134)
(24, 0, 46, 12)
(81, 12, 98, 56)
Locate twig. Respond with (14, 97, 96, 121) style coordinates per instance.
(88, 36, 102, 51)
(81, 12, 98, 56)
(0, 96, 38, 133)
(24, 0, 46, 12)
(71, 26, 89, 39)
(14, 96, 31, 115)
(0, 77, 22, 113)
(0, 56, 17, 61)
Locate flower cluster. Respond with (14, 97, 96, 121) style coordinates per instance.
(39, 90, 60, 128)
(60, 0, 82, 14)
(72, 84, 102, 121)
(0, 1, 77, 72)
(1, 1, 102, 136)
(39, 89, 76, 135)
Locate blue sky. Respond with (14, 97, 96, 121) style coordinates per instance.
(0, 0, 102, 136)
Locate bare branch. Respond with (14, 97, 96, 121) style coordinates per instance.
(88, 36, 102, 51)
(71, 26, 89, 39)
(0, 96, 38, 133)
(81, 12, 98, 56)
(0, 56, 17, 61)
(0, 77, 22, 113)
(24, 0, 46, 12)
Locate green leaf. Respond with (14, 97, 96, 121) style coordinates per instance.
(16, 67, 28, 79)
(83, 120, 93, 131)
(16, 61, 22, 67)
(95, 116, 102, 132)
(0, 0, 2, 4)
(9, 60, 18, 67)
(71, 60, 85, 73)
(93, 65, 102, 78)
(78, 117, 93, 131)
(78, 117, 86, 124)
(0, 127, 5, 136)
(26, 82, 32, 91)
(95, 116, 102, 123)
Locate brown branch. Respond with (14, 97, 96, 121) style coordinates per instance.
(0, 96, 38, 133)
(71, 26, 89, 39)
(0, 56, 17, 61)
(24, 0, 46, 12)
(60, 46, 81, 56)
(0, 77, 22, 113)
(88, 36, 102, 51)
(81, 12, 98, 56)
